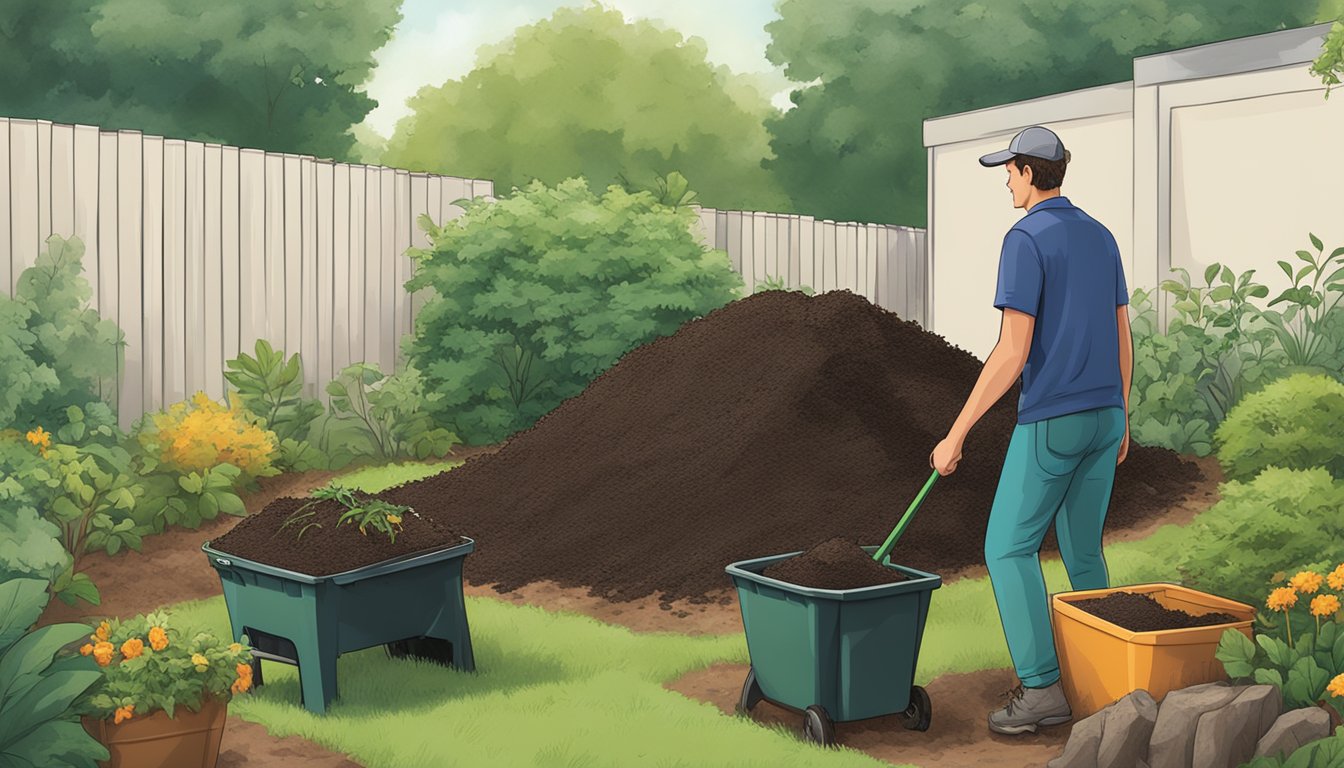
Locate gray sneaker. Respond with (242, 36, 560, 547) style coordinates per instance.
(988, 681, 1072, 735)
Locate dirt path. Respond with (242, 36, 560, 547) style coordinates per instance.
(668, 664, 1069, 768)
(36, 452, 1222, 767)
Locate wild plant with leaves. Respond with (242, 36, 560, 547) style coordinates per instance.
(224, 340, 326, 471)
(1262, 233, 1344, 371)
(281, 482, 410, 544)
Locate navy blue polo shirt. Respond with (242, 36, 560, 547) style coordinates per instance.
(993, 196, 1128, 424)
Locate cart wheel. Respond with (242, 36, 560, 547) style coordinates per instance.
(802, 705, 836, 747)
(737, 667, 764, 714)
(899, 685, 932, 731)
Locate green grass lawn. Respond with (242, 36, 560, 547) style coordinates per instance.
(178, 460, 1193, 766)
(333, 460, 461, 493)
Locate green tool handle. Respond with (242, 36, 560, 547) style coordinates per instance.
(872, 469, 940, 563)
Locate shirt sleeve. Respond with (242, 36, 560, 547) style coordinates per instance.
(993, 229, 1043, 317)
(1111, 232, 1129, 306)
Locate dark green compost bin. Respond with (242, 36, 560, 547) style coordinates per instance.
(203, 537, 475, 714)
(725, 546, 941, 746)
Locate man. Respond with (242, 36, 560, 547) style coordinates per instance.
(928, 126, 1133, 735)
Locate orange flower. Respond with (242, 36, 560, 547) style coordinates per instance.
(93, 621, 110, 642)
(113, 704, 135, 724)
(1312, 594, 1342, 618)
(148, 626, 168, 652)
(1268, 587, 1298, 612)
(1329, 564, 1344, 592)
(120, 637, 144, 660)
(1290, 571, 1323, 594)
(25, 426, 50, 456)
(92, 642, 115, 667)
(1330, 673, 1344, 699)
(231, 662, 253, 694)
(80, 643, 93, 656)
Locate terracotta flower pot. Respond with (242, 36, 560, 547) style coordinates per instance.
(82, 697, 227, 768)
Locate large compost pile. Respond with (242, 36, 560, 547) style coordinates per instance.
(316, 290, 1194, 602)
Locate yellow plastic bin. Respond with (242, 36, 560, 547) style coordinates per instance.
(1051, 583, 1255, 719)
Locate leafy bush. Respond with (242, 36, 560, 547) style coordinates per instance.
(324, 362, 458, 462)
(135, 392, 278, 482)
(0, 235, 123, 435)
(1215, 374, 1344, 481)
(224, 340, 326, 471)
(1240, 727, 1344, 768)
(1313, 17, 1343, 97)
(0, 578, 109, 768)
(754, 275, 814, 295)
(82, 609, 254, 721)
(1175, 468, 1344, 609)
(1262, 234, 1344, 370)
(407, 178, 741, 444)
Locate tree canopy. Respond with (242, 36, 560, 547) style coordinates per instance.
(0, 0, 400, 160)
(764, 0, 1324, 226)
(384, 4, 789, 213)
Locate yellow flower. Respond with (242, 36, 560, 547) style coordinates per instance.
(25, 426, 50, 456)
(148, 626, 168, 652)
(386, 514, 402, 525)
(94, 621, 110, 642)
(1313, 594, 1342, 618)
(228, 642, 243, 654)
(1330, 673, 1344, 699)
(191, 653, 209, 668)
(1290, 571, 1324, 594)
(120, 637, 144, 660)
(80, 643, 93, 656)
(92, 642, 116, 667)
(113, 704, 135, 724)
(1329, 564, 1344, 592)
(1268, 587, 1299, 612)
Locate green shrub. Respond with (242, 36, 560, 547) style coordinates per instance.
(0, 578, 108, 768)
(0, 235, 123, 434)
(1240, 727, 1344, 767)
(1215, 374, 1344, 481)
(224, 339, 326, 471)
(406, 178, 741, 444)
(1175, 468, 1344, 608)
(324, 362, 458, 462)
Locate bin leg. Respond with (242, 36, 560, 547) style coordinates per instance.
(295, 636, 339, 714)
(426, 588, 475, 673)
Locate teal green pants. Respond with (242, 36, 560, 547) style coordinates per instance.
(985, 406, 1126, 689)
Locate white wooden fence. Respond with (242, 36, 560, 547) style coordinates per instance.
(0, 116, 929, 429)
(0, 117, 493, 429)
(693, 207, 928, 324)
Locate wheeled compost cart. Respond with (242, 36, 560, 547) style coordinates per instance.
(725, 547, 941, 746)
(202, 538, 476, 714)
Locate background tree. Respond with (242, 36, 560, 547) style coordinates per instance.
(765, 0, 1323, 227)
(0, 0, 400, 161)
(384, 4, 790, 213)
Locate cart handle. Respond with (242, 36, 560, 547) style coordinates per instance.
(872, 469, 939, 563)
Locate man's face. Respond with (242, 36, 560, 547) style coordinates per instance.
(1005, 161, 1032, 209)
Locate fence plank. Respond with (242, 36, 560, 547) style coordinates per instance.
(238, 149, 265, 365)
(221, 146, 240, 371)
(300, 156, 318, 399)
(725, 211, 742, 275)
(364, 167, 386, 370)
(393, 170, 412, 366)
(316, 161, 334, 403)
(788, 216, 801, 289)
(414, 172, 440, 325)
(0, 121, 10, 294)
(162, 139, 186, 406)
(184, 141, 206, 398)
(50, 123, 74, 238)
(10, 119, 39, 292)
(264, 153, 285, 348)
(348, 165, 367, 366)
(283, 155, 302, 359)
(141, 136, 164, 414)
(822, 222, 837, 294)
(72, 125, 98, 310)
(116, 132, 143, 424)
(799, 216, 814, 292)
(203, 144, 223, 400)
(332, 163, 352, 383)
(868, 225, 881, 304)
(751, 213, 767, 292)
(406, 173, 427, 338)
(37, 120, 51, 242)
(96, 130, 120, 407)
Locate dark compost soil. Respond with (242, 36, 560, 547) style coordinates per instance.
(253, 290, 1198, 602)
(209, 495, 467, 576)
(1072, 592, 1239, 632)
(761, 537, 908, 589)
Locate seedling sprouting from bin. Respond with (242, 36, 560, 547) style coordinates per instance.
(279, 482, 412, 543)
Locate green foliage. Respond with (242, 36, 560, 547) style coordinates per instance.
(83, 609, 254, 720)
(0, 235, 122, 435)
(136, 464, 246, 533)
(406, 178, 741, 444)
(0, 578, 108, 768)
(1312, 17, 1344, 97)
(1263, 234, 1344, 369)
(754, 275, 815, 295)
(0, 0, 400, 160)
(1217, 620, 1344, 718)
(224, 339, 326, 471)
(1215, 374, 1344, 481)
(1175, 468, 1344, 606)
(384, 5, 789, 213)
(764, 0, 1319, 225)
(324, 362, 459, 461)
(282, 482, 409, 543)
(1240, 727, 1344, 768)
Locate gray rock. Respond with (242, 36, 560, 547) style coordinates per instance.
(1097, 690, 1159, 768)
(1148, 682, 1243, 768)
(1191, 684, 1282, 768)
(1048, 705, 1105, 768)
(1254, 707, 1332, 760)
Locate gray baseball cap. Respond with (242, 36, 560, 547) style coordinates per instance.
(979, 126, 1066, 167)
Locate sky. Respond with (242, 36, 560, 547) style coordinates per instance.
(361, 0, 792, 138)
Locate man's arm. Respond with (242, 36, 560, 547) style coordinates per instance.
(930, 309, 1034, 475)
(1116, 305, 1133, 464)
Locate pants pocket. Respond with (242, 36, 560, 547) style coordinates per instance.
(1034, 413, 1097, 476)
